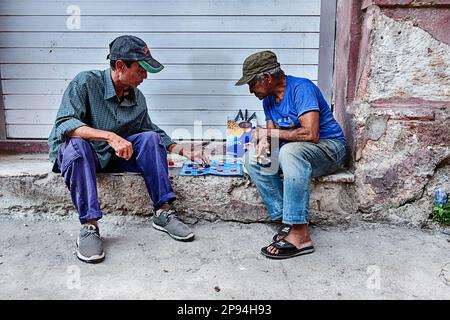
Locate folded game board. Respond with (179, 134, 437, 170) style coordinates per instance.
(179, 160, 243, 176)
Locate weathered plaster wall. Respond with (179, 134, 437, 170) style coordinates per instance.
(343, 1, 450, 226)
(366, 11, 450, 101)
(351, 103, 450, 224)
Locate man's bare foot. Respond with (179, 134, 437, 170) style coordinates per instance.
(273, 224, 291, 241)
(266, 224, 313, 255)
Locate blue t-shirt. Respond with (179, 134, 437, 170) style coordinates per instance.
(263, 76, 346, 144)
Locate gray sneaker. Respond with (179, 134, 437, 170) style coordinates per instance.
(76, 224, 105, 263)
(152, 208, 195, 241)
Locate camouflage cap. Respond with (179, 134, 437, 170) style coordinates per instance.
(235, 50, 280, 86)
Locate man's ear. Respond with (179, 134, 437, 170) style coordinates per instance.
(115, 60, 125, 71)
(264, 72, 272, 84)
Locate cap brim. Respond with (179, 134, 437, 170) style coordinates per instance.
(235, 74, 255, 86)
(138, 59, 164, 73)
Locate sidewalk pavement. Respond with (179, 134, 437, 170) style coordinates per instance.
(0, 214, 449, 300)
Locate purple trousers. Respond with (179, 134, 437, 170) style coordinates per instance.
(56, 131, 176, 224)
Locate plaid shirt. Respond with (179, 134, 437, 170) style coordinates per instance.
(48, 69, 174, 169)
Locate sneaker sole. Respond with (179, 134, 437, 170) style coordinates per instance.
(152, 222, 195, 242)
(76, 239, 105, 264)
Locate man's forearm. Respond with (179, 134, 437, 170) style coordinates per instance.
(268, 127, 319, 143)
(68, 125, 114, 142)
(167, 143, 186, 156)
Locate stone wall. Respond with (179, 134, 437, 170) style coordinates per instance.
(337, 0, 450, 226)
(0, 165, 355, 225)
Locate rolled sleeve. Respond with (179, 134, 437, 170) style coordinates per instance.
(56, 118, 86, 140)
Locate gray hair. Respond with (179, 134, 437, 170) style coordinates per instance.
(254, 67, 284, 81)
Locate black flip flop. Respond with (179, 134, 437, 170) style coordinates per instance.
(261, 239, 315, 260)
(272, 224, 292, 241)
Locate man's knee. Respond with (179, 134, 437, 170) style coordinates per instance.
(279, 143, 311, 170)
(58, 137, 96, 172)
(66, 137, 94, 157)
(279, 143, 300, 163)
(140, 131, 162, 142)
(69, 137, 89, 146)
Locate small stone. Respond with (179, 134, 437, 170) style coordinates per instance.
(163, 269, 169, 273)
(214, 286, 221, 292)
(24, 224, 28, 227)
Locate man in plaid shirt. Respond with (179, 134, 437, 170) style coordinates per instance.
(48, 35, 209, 263)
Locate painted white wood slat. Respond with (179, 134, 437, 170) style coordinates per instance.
(0, 16, 320, 32)
(1, 64, 318, 80)
(7, 124, 231, 140)
(2, 79, 250, 95)
(0, 32, 320, 49)
(7, 125, 53, 139)
(0, 48, 319, 64)
(6, 109, 266, 126)
(4, 95, 266, 110)
(2, 78, 318, 95)
(0, 0, 321, 16)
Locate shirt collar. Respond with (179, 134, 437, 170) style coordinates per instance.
(103, 69, 117, 100)
(103, 69, 137, 105)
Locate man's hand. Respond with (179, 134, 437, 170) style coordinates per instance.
(185, 147, 210, 167)
(256, 139, 271, 159)
(167, 143, 210, 167)
(252, 127, 269, 143)
(252, 127, 271, 158)
(68, 126, 133, 160)
(107, 133, 133, 160)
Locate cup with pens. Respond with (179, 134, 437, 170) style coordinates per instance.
(226, 108, 257, 159)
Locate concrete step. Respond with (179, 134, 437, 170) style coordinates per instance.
(0, 152, 356, 224)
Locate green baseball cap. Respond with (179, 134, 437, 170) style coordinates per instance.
(107, 35, 164, 73)
(235, 50, 280, 86)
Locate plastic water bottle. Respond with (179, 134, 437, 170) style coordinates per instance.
(435, 189, 448, 207)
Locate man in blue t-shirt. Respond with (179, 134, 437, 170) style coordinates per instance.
(236, 51, 347, 260)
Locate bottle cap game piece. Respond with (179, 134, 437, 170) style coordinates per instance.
(180, 160, 243, 176)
